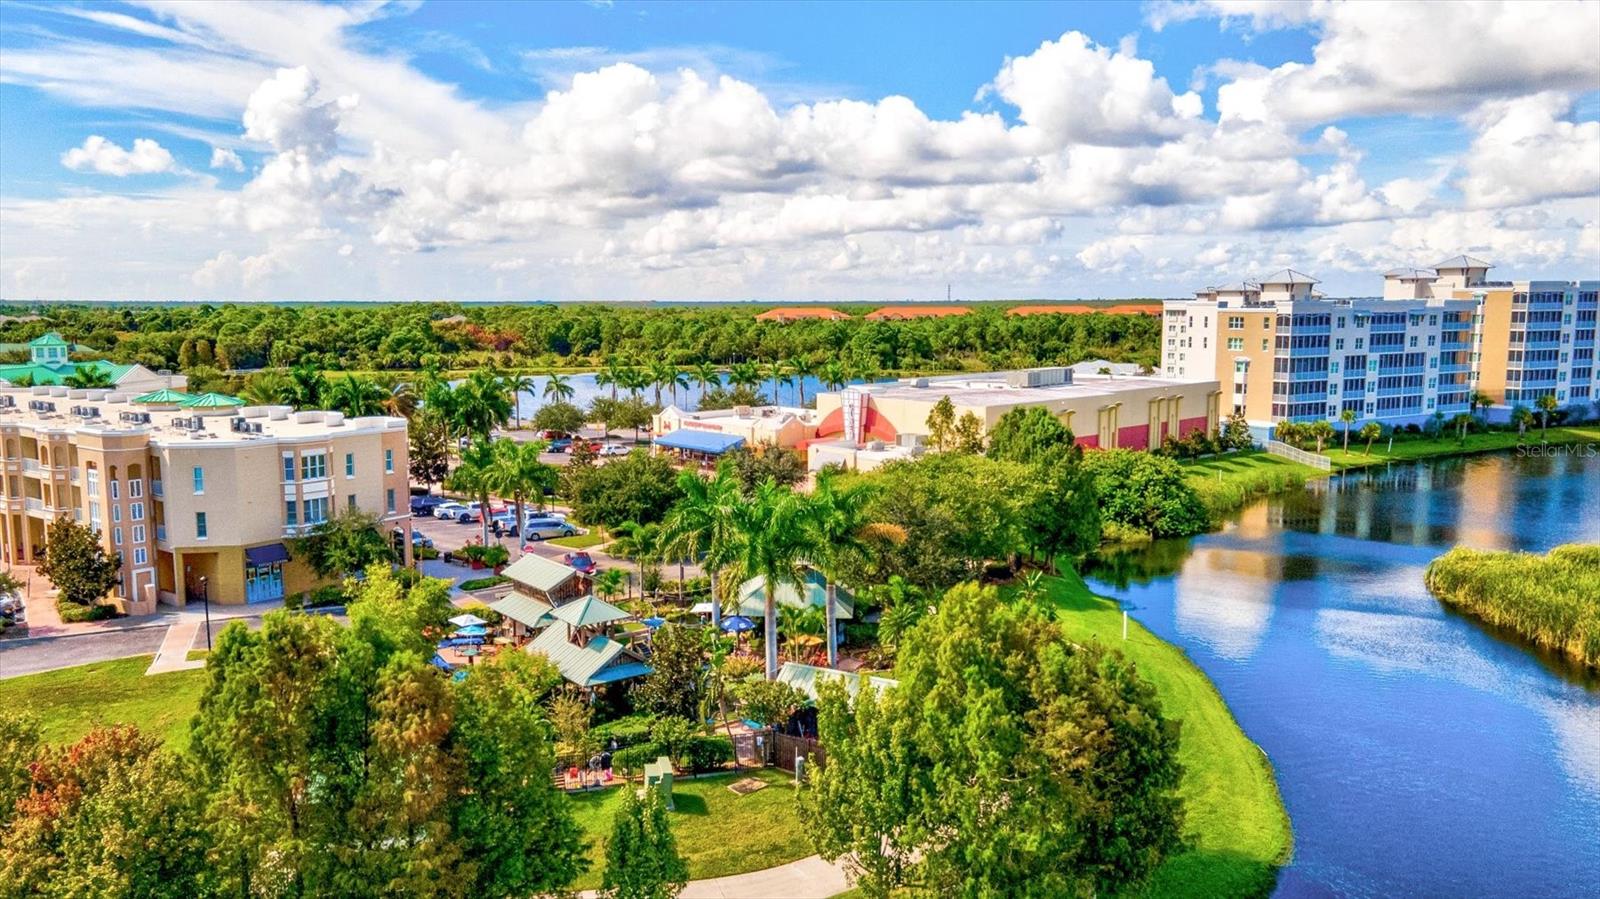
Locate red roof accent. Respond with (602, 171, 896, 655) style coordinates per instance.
(1007, 303, 1159, 316)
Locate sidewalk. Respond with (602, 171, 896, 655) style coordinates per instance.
(580, 855, 852, 899)
(145, 615, 206, 674)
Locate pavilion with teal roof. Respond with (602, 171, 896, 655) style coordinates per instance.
(0, 332, 188, 393)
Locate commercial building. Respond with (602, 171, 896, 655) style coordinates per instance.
(0, 384, 410, 609)
(0, 332, 187, 394)
(1162, 258, 1598, 431)
(808, 366, 1222, 469)
(651, 404, 824, 460)
(754, 307, 851, 322)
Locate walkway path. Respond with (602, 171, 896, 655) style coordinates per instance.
(580, 855, 852, 899)
(145, 615, 206, 674)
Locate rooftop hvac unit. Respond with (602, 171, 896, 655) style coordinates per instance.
(0, 396, 14, 408)
(28, 400, 57, 412)
(866, 440, 885, 451)
(251, 422, 263, 434)
(897, 433, 924, 448)
(70, 406, 100, 418)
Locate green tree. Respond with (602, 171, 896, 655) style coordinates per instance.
(658, 465, 742, 630)
(1223, 411, 1253, 449)
(324, 374, 387, 416)
(726, 443, 806, 492)
(953, 410, 985, 453)
(726, 479, 815, 678)
(986, 406, 1074, 464)
(1536, 393, 1558, 438)
(1308, 419, 1335, 453)
(38, 518, 121, 608)
(1339, 408, 1356, 452)
(566, 450, 684, 531)
(486, 437, 557, 553)
(62, 365, 115, 389)
(409, 409, 453, 491)
(631, 622, 707, 722)
(0, 712, 41, 830)
(799, 583, 1184, 899)
(610, 519, 662, 599)
(0, 725, 209, 899)
(287, 361, 328, 409)
(1082, 449, 1210, 539)
(1510, 404, 1534, 438)
(691, 361, 722, 394)
(596, 358, 627, 401)
(612, 395, 656, 443)
(599, 788, 687, 899)
(448, 438, 500, 546)
(1021, 452, 1102, 568)
(550, 688, 596, 758)
(291, 507, 394, 579)
(732, 678, 804, 729)
(925, 396, 955, 451)
(454, 369, 514, 438)
(808, 470, 904, 667)
(818, 361, 849, 392)
(589, 396, 618, 438)
(532, 399, 586, 435)
(1359, 421, 1382, 455)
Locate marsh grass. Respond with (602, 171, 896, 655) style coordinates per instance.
(1425, 543, 1600, 669)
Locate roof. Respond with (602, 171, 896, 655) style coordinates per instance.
(1212, 282, 1261, 293)
(0, 360, 133, 387)
(1257, 269, 1319, 285)
(180, 392, 244, 408)
(549, 594, 632, 628)
(132, 388, 194, 404)
(1431, 255, 1493, 270)
(29, 333, 69, 347)
(755, 307, 850, 321)
(490, 592, 554, 627)
(737, 570, 853, 620)
(776, 662, 897, 703)
(525, 626, 651, 687)
(653, 429, 746, 454)
(864, 305, 972, 320)
(501, 553, 578, 594)
(1383, 267, 1440, 280)
(1007, 303, 1159, 316)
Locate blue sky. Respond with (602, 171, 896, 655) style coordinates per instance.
(0, 1, 1595, 301)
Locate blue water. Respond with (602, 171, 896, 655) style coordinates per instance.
(1083, 450, 1600, 898)
(505, 373, 860, 422)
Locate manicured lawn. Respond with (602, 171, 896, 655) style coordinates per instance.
(566, 767, 807, 890)
(1323, 425, 1599, 470)
(549, 531, 606, 549)
(1031, 572, 1292, 899)
(0, 655, 207, 750)
(1180, 451, 1325, 519)
(1179, 449, 1319, 481)
(458, 574, 509, 591)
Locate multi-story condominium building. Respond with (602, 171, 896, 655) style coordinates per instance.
(0, 384, 410, 609)
(1163, 258, 1596, 432)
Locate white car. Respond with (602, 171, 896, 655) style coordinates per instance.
(455, 502, 486, 523)
(597, 443, 631, 457)
(433, 502, 468, 520)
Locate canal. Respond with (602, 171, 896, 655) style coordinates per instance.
(1084, 449, 1600, 898)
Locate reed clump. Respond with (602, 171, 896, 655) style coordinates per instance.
(1425, 543, 1600, 669)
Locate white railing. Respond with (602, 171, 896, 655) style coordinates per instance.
(21, 459, 40, 473)
(24, 497, 43, 511)
(1265, 440, 1333, 470)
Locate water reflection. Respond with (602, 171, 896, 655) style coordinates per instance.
(1083, 450, 1600, 897)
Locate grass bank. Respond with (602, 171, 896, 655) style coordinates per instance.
(0, 655, 207, 750)
(1425, 543, 1600, 669)
(1324, 425, 1599, 470)
(1181, 451, 1324, 520)
(1035, 572, 1292, 899)
(567, 768, 807, 890)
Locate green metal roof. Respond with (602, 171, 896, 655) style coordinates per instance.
(132, 388, 194, 404)
(0, 359, 132, 387)
(737, 570, 853, 620)
(488, 592, 553, 628)
(501, 553, 579, 594)
(525, 625, 651, 687)
(549, 594, 631, 628)
(29, 333, 69, 347)
(776, 662, 896, 703)
(179, 391, 244, 408)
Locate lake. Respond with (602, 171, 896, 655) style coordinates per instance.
(1084, 449, 1600, 898)
(504, 372, 864, 423)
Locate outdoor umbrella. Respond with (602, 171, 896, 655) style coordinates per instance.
(453, 625, 488, 638)
(429, 653, 454, 672)
(449, 613, 487, 628)
(642, 616, 667, 629)
(720, 615, 755, 633)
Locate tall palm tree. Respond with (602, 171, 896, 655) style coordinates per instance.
(767, 361, 791, 406)
(818, 361, 849, 393)
(595, 359, 626, 402)
(382, 380, 418, 419)
(727, 361, 762, 392)
(1339, 408, 1356, 453)
(1536, 393, 1558, 438)
(609, 520, 661, 600)
(507, 373, 537, 429)
(446, 438, 498, 547)
(486, 438, 555, 555)
(659, 465, 742, 631)
(652, 362, 690, 407)
(455, 369, 513, 438)
(325, 374, 387, 417)
(1469, 389, 1495, 423)
(725, 479, 814, 679)
(63, 366, 116, 389)
(787, 356, 817, 407)
(691, 361, 722, 396)
(807, 470, 905, 668)
(287, 362, 327, 410)
(619, 365, 649, 400)
(543, 372, 575, 403)
(242, 371, 291, 407)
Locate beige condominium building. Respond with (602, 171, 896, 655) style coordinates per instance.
(1162, 257, 1595, 433)
(0, 385, 410, 609)
(809, 366, 1222, 469)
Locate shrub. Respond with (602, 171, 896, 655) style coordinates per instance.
(612, 742, 664, 775)
(459, 544, 488, 563)
(459, 600, 502, 627)
(459, 575, 508, 592)
(56, 601, 115, 623)
(482, 544, 509, 568)
(593, 713, 658, 750)
(684, 735, 734, 772)
(415, 546, 440, 561)
(649, 716, 697, 763)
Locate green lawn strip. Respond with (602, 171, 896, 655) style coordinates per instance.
(1180, 451, 1325, 519)
(566, 767, 806, 890)
(0, 655, 207, 751)
(457, 575, 509, 591)
(549, 532, 606, 549)
(1323, 426, 1599, 470)
(1033, 572, 1292, 899)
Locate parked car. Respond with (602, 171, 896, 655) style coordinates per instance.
(521, 515, 579, 542)
(455, 502, 486, 523)
(546, 437, 573, 453)
(489, 510, 519, 533)
(410, 495, 446, 516)
(433, 501, 468, 520)
(392, 528, 434, 550)
(596, 442, 631, 457)
(562, 551, 597, 575)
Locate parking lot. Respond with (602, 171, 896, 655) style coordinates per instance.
(405, 502, 590, 559)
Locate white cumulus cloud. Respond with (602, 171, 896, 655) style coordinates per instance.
(60, 135, 175, 176)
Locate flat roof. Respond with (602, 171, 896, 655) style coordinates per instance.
(846, 370, 1213, 408)
(0, 386, 404, 446)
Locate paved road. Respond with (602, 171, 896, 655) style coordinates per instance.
(0, 625, 167, 678)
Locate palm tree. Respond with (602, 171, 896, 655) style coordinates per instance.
(242, 371, 291, 407)
(1359, 422, 1382, 455)
(787, 357, 817, 407)
(609, 520, 661, 600)
(777, 605, 825, 663)
(543, 372, 575, 404)
(1339, 408, 1356, 453)
(382, 380, 418, 419)
(652, 362, 690, 407)
(446, 438, 498, 547)
(1535, 393, 1558, 439)
(1510, 404, 1534, 438)
(1451, 412, 1474, 444)
(507, 373, 538, 429)
(486, 438, 555, 555)
(727, 361, 762, 392)
(1469, 390, 1495, 423)
(593, 568, 626, 604)
(454, 369, 513, 438)
(767, 361, 791, 406)
(595, 359, 626, 401)
(325, 375, 386, 417)
(691, 361, 721, 396)
(287, 362, 327, 410)
(818, 361, 849, 392)
(725, 479, 814, 679)
(807, 470, 905, 668)
(63, 366, 115, 389)
(618, 365, 648, 400)
(658, 465, 742, 631)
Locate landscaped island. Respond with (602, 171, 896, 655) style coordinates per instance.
(1425, 543, 1600, 669)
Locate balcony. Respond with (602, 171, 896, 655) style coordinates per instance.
(151, 479, 164, 498)
(21, 459, 40, 473)
(156, 525, 167, 543)
(24, 497, 43, 512)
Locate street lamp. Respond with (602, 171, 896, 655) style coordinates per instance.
(199, 575, 211, 652)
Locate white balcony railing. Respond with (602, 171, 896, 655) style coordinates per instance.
(21, 459, 40, 473)
(24, 498, 43, 511)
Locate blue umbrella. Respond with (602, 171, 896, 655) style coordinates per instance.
(720, 615, 756, 633)
(429, 653, 454, 672)
(453, 625, 488, 637)
(642, 616, 667, 629)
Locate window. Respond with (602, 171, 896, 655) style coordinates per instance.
(1227, 337, 1244, 351)
(133, 548, 147, 566)
(1228, 315, 1244, 330)
(1409, 336, 1418, 348)
(345, 453, 355, 478)
(114, 527, 123, 546)
(1355, 338, 1365, 349)
(303, 496, 330, 525)
(112, 504, 121, 523)
(111, 480, 120, 500)
(301, 452, 327, 480)
(384, 449, 394, 474)
(90, 501, 101, 526)
(282, 455, 295, 482)
(347, 494, 357, 511)
(130, 502, 144, 521)
(195, 512, 208, 540)
(1335, 338, 1345, 351)
(132, 525, 145, 543)
(1261, 339, 1269, 351)
(386, 488, 396, 514)
(193, 466, 204, 494)
(129, 479, 142, 498)
(285, 500, 298, 527)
